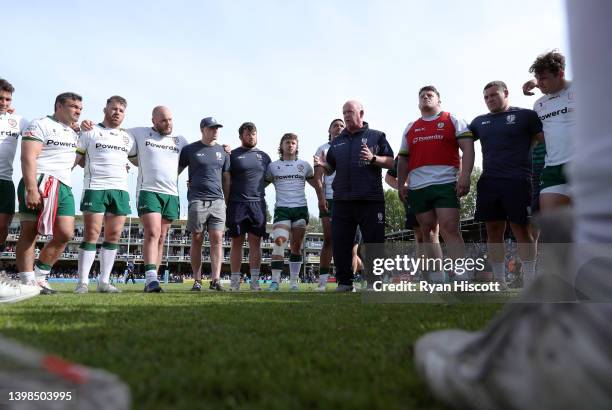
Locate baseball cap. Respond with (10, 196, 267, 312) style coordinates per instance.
(200, 117, 223, 128)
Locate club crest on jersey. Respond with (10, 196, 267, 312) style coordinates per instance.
(7, 119, 17, 128)
(506, 114, 516, 124)
(297, 164, 304, 173)
(378, 212, 383, 222)
(123, 135, 130, 145)
(216, 152, 222, 160)
(568, 92, 574, 101)
(172, 137, 179, 146)
(361, 137, 368, 144)
(437, 122, 445, 129)
(256, 153, 262, 160)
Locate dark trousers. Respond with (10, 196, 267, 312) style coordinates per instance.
(332, 200, 385, 286)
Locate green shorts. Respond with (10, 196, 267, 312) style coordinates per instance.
(137, 190, 179, 221)
(408, 182, 459, 214)
(540, 164, 568, 190)
(17, 177, 75, 218)
(0, 179, 15, 214)
(273, 206, 309, 224)
(319, 199, 334, 219)
(81, 189, 131, 215)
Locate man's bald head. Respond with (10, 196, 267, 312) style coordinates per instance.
(151, 106, 173, 135)
(342, 100, 364, 132)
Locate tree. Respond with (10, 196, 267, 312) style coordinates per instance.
(384, 189, 405, 234)
(460, 167, 481, 220)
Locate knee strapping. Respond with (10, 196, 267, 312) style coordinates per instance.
(272, 241, 288, 257)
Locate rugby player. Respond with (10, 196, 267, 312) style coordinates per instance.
(469, 81, 543, 288)
(74, 96, 134, 294)
(227, 122, 271, 291)
(397, 86, 475, 282)
(522, 50, 574, 211)
(17, 92, 83, 293)
(266, 133, 319, 291)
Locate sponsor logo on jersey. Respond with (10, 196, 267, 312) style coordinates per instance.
(0, 130, 19, 138)
(46, 139, 77, 148)
(412, 134, 445, 143)
(145, 140, 179, 153)
(95, 142, 128, 152)
(506, 114, 516, 125)
(275, 174, 303, 180)
(7, 119, 17, 128)
(539, 107, 572, 121)
(481, 120, 491, 125)
(414, 127, 426, 132)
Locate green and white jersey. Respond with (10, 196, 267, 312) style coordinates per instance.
(21, 116, 78, 187)
(0, 112, 28, 181)
(266, 159, 314, 208)
(77, 123, 135, 191)
(129, 127, 188, 196)
(533, 82, 575, 166)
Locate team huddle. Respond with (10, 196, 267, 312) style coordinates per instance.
(0, 49, 573, 299)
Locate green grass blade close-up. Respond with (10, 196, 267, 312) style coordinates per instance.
(0, 283, 502, 410)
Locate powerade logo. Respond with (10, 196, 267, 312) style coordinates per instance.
(275, 174, 303, 180)
(145, 141, 179, 153)
(95, 142, 128, 152)
(46, 139, 77, 148)
(0, 131, 18, 138)
(539, 107, 572, 120)
(413, 134, 444, 143)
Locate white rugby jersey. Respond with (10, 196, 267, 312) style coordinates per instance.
(314, 142, 335, 200)
(266, 159, 314, 208)
(21, 116, 78, 187)
(0, 112, 28, 181)
(533, 82, 575, 166)
(77, 123, 135, 191)
(129, 127, 188, 196)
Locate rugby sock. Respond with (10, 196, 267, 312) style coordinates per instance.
(34, 261, 52, 279)
(19, 271, 36, 285)
(77, 242, 97, 285)
(319, 267, 329, 286)
(99, 242, 118, 285)
(231, 272, 241, 288)
(289, 254, 302, 286)
(271, 260, 283, 284)
(492, 262, 505, 283)
(522, 260, 537, 286)
(250, 268, 260, 285)
(144, 264, 158, 284)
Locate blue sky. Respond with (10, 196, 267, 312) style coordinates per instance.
(4, 0, 569, 218)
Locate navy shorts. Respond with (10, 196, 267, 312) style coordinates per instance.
(475, 176, 531, 225)
(226, 200, 267, 238)
(404, 202, 419, 229)
(531, 169, 543, 214)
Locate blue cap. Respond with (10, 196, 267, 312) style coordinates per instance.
(200, 117, 223, 128)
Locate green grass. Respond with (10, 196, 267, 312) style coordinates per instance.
(0, 283, 503, 409)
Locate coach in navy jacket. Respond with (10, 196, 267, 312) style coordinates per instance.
(320, 100, 394, 290)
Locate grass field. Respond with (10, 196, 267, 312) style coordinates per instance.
(0, 283, 503, 409)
